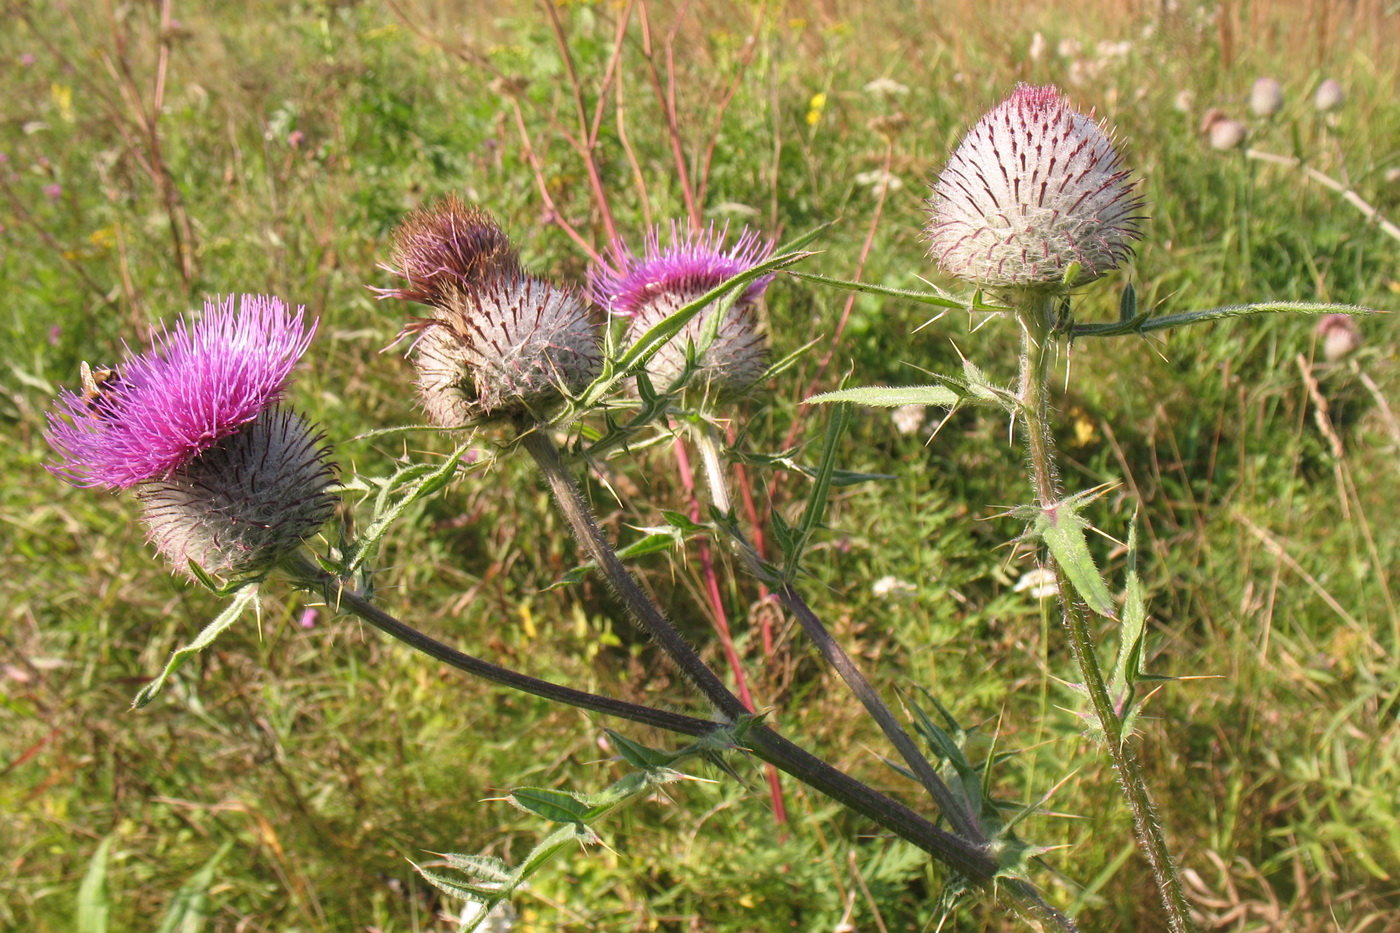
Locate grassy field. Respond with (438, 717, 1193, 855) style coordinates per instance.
(3, 0, 1399, 930)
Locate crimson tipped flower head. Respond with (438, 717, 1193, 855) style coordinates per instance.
(589, 222, 775, 399)
(377, 194, 520, 307)
(46, 295, 336, 576)
(925, 84, 1144, 295)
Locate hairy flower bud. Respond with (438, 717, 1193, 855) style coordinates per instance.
(138, 410, 336, 577)
(589, 223, 775, 399)
(406, 274, 602, 425)
(377, 194, 520, 307)
(925, 84, 1144, 294)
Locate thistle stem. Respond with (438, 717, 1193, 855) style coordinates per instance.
(690, 421, 989, 846)
(518, 428, 1005, 885)
(279, 553, 711, 736)
(1016, 296, 1197, 933)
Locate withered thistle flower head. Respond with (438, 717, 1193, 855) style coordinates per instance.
(46, 294, 315, 489)
(377, 194, 520, 307)
(589, 222, 774, 399)
(407, 274, 602, 425)
(139, 409, 337, 578)
(925, 83, 1144, 295)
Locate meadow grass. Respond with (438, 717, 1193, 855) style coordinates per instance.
(2, 0, 1399, 929)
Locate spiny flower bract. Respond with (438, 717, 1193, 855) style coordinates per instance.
(46, 295, 315, 489)
(138, 409, 337, 577)
(405, 274, 603, 425)
(589, 223, 775, 398)
(925, 83, 1144, 294)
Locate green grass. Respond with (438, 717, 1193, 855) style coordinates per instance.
(3, 1, 1399, 930)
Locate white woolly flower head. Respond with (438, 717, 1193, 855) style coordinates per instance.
(925, 84, 1144, 295)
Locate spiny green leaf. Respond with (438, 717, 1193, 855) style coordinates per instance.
(440, 853, 512, 882)
(805, 384, 962, 408)
(1031, 502, 1116, 619)
(1074, 300, 1378, 338)
(132, 586, 260, 709)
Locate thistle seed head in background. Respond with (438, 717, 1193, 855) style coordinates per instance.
(138, 409, 337, 578)
(925, 83, 1144, 295)
(46, 295, 315, 489)
(1208, 117, 1248, 150)
(377, 194, 520, 308)
(589, 223, 775, 399)
(1250, 77, 1285, 117)
(406, 274, 602, 425)
(1317, 313, 1362, 362)
(1315, 78, 1345, 113)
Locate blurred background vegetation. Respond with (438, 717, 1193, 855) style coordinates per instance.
(2, 0, 1398, 929)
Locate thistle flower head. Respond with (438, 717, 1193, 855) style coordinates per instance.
(46, 295, 315, 489)
(588, 222, 775, 318)
(1315, 78, 1345, 113)
(376, 194, 520, 307)
(1250, 77, 1285, 117)
(589, 223, 775, 399)
(925, 83, 1144, 294)
(405, 274, 602, 425)
(139, 409, 336, 577)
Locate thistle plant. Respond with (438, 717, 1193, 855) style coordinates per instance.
(41, 65, 1378, 931)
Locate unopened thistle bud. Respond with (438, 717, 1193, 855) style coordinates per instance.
(139, 410, 336, 577)
(925, 84, 1144, 295)
(376, 194, 521, 307)
(405, 275, 602, 425)
(46, 295, 336, 576)
(589, 223, 775, 399)
(1250, 77, 1284, 117)
(1317, 313, 1361, 362)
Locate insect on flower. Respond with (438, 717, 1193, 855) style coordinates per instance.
(78, 361, 125, 420)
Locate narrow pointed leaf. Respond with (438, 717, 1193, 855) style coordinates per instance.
(133, 586, 260, 709)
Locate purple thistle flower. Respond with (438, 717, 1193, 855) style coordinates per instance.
(590, 223, 776, 399)
(46, 294, 315, 489)
(926, 84, 1145, 294)
(588, 221, 775, 317)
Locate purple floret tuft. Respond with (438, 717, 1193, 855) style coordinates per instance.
(46, 294, 316, 490)
(588, 222, 776, 316)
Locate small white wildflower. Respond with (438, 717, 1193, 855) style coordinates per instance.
(1057, 37, 1082, 58)
(891, 403, 927, 435)
(1174, 89, 1195, 113)
(864, 76, 910, 97)
(1029, 32, 1047, 62)
(1014, 567, 1060, 600)
(873, 575, 918, 599)
(853, 168, 904, 192)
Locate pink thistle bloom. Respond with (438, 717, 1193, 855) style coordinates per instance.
(588, 221, 775, 318)
(43, 183, 62, 200)
(589, 223, 776, 398)
(46, 294, 315, 489)
(926, 83, 1144, 294)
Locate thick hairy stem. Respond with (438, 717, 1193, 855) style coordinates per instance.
(279, 553, 712, 736)
(519, 429, 1008, 889)
(691, 423, 987, 844)
(1017, 299, 1197, 933)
